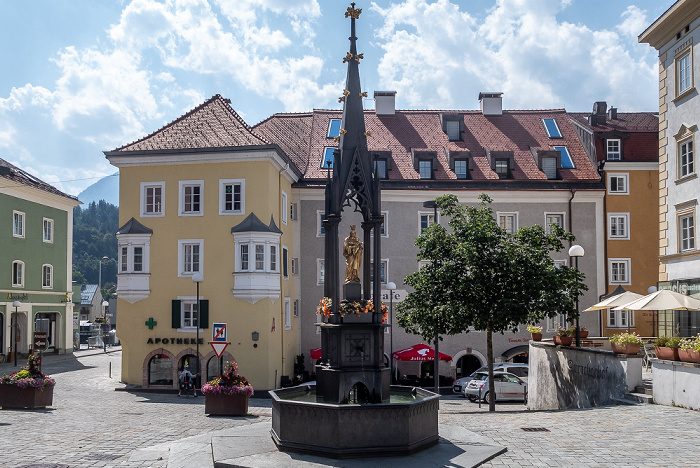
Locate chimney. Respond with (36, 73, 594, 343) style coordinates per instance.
(608, 106, 617, 120)
(479, 92, 503, 116)
(593, 101, 607, 125)
(374, 91, 396, 116)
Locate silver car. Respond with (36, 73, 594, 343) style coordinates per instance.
(452, 363, 528, 394)
(463, 371, 527, 403)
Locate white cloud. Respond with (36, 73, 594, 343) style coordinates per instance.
(0, 84, 55, 111)
(372, 0, 658, 111)
(618, 6, 648, 38)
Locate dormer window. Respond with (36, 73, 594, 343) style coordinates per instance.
(448, 150, 471, 179)
(440, 115, 463, 141)
(606, 139, 621, 160)
(495, 159, 509, 178)
(373, 151, 391, 179)
(412, 150, 437, 179)
(486, 150, 514, 179)
(532, 149, 561, 180)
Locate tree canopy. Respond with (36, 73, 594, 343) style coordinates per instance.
(396, 194, 587, 410)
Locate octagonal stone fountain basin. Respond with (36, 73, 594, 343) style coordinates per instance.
(269, 385, 439, 458)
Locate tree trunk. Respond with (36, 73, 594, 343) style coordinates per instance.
(487, 326, 495, 412)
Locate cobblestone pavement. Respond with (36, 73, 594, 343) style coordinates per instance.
(1, 351, 699, 467)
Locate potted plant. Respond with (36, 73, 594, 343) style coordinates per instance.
(579, 327, 589, 339)
(553, 326, 574, 346)
(526, 325, 543, 341)
(678, 335, 700, 364)
(0, 353, 55, 409)
(654, 336, 681, 361)
(201, 360, 253, 416)
(609, 332, 643, 355)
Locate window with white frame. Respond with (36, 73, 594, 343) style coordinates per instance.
(178, 239, 203, 277)
(420, 212, 437, 234)
(609, 259, 631, 284)
(317, 211, 327, 236)
(284, 297, 291, 330)
(371, 211, 388, 237)
(179, 180, 203, 216)
(269, 245, 277, 271)
(608, 309, 634, 328)
(219, 179, 244, 215)
(317, 259, 325, 285)
(547, 313, 568, 332)
(255, 244, 265, 270)
(118, 234, 151, 275)
(370, 260, 388, 284)
(677, 50, 692, 96)
(133, 246, 144, 272)
(120, 246, 128, 272)
(606, 139, 621, 160)
(293, 299, 299, 317)
(182, 301, 199, 329)
(43, 218, 53, 243)
(679, 138, 694, 179)
(545, 213, 564, 234)
(141, 182, 165, 216)
(498, 213, 518, 234)
(281, 191, 288, 225)
(607, 173, 629, 194)
(553, 259, 567, 268)
(679, 212, 696, 252)
(608, 213, 630, 239)
(282, 246, 289, 278)
(12, 260, 24, 287)
(454, 159, 468, 179)
(42, 264, 53, 288)
(13, 211, 24, 238)
(235, 239, 280, 273)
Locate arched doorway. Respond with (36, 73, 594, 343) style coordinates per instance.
(456, 354, 482, 378)
(502, 345, 529, 364)
(148, 354, 173, 385)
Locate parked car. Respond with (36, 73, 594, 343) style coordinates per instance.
(452, 363, 528, 394)
(463, 371, 527, 403)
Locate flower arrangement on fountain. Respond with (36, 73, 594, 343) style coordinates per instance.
(201, 360, 253, 396)
(316, 297, 388, 322)
(0, 354, 55, 389)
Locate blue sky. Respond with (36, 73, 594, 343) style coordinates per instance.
(0, 0, 674, 196)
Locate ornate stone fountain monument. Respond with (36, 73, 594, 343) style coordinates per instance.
(269, 3, 439, 458)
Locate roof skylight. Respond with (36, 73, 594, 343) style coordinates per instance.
(553, 146, 574, 169)
(322, 147, 335, 169)
(543, 119, 562, 138)
(327, 119, 341, 138)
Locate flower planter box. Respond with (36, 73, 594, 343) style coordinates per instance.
(341, 313, 373, 324)
(655, 347, 680, 361)
(611, 343, 640, 355)
(579, 330, 589, 339)
(553, 336, 573, 346)
(678, 349, 700, 364)
(531, 333, 542, 342)
(204, 392, 249, 416)
(0, 384, 54, 409)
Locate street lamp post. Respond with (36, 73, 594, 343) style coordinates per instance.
(99, 255, 109, 291)
(12, 300, 20, 366)
(102, 300, 109, 353)
(192, 272, 204, 394)
(423, 200, 440, 394)
(568, 245, 585, 347)
(386, 281, 397, 383)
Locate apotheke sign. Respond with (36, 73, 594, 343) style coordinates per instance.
(146, 337, 204, 345)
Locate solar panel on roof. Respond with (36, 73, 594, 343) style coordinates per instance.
(554, 146, 574, 169)
(543, 119, 562, 138)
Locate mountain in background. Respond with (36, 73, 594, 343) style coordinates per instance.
(78, 172, 119, 206)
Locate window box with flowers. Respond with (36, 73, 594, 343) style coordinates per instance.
(0, 354, 55, 409)
(201, 361, 253, 416)
(316, 297, 388, 324)
(609, 332, 643, 355)
(526, 325, 543, 341)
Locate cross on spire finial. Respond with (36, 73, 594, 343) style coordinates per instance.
(345, 2, 361, 19)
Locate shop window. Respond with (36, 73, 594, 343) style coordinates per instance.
(148, 355, 174, 386)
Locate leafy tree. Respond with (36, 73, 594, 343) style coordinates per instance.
(72, 200, 119, 296)
(396, 194, 586, 411)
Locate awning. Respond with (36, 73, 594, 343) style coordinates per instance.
(310, 347, 322, 360)
(392, 343, 452, 362)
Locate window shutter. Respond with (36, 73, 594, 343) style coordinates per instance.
(446, 120, 460, 141)
(172, 300, 181, 328)
(542, 157, 557, 179)
(199, 300, 209, 329)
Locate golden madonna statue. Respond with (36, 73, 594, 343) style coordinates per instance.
(343, 225, 363, 283)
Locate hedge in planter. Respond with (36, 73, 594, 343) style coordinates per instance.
(0, 354, 55, 409)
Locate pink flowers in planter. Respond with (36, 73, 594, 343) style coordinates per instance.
(201, 360, 253, 397)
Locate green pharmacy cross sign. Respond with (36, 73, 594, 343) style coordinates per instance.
(145, 317, 157, 330)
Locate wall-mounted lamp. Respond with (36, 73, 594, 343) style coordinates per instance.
(252, 331, 259, 348)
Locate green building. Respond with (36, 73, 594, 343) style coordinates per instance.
(1, 158, 80, 359)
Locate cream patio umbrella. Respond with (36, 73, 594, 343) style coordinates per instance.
(584, 291, 644, 312)
(613, 289, 700, 312)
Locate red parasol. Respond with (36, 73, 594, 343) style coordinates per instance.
(392, 343, 452, 362)
(310, 347, 322, 360)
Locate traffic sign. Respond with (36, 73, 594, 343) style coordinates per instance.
(210, 341, 229, 358)
(212, 323, 227, 342)
(34, 331, 48, 351)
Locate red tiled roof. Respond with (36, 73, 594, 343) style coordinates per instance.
(112, 94, 270, 152)
(569, 112, 658, 133)
(261, 109, 600, 181)
(0, 158, 79, 202)
(253, 113, 313, 173)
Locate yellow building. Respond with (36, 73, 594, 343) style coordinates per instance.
(106, 95, 301, 391)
